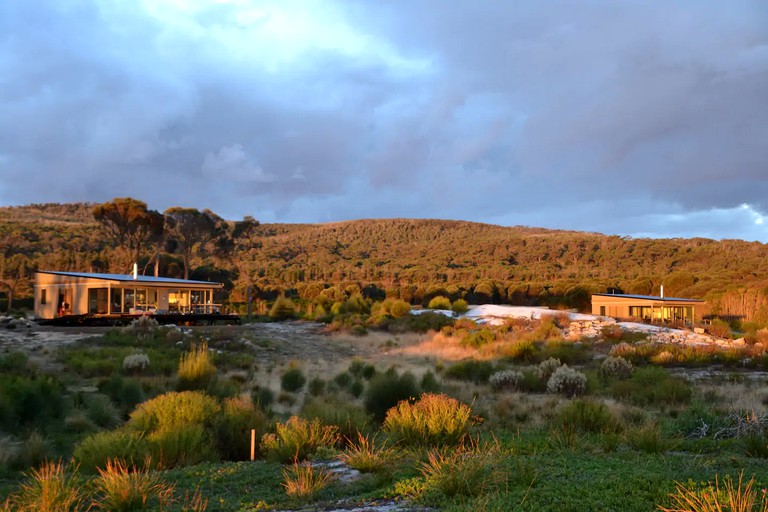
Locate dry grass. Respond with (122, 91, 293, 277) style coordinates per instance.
(659, 472, 768, 512)
(92, 459, 174, 511)
(338, 432, 398, 473)
(11, 460, 86, 512)
(282, 461, 337, 501)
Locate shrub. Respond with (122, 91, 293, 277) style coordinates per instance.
(349, 380, 364, 398)
(338, 433, 397, 473)
(557, 399, 622, 434)
(92, 459, 173, 511)
(461, 329, 496, 348)
(20, 431, 52, 469)
(600, 324, 624, 340)
(147, 424, 217, 468)
(128, 390, 221, 434)
(74, 430, 147, 472)
(270, 295, 296, 320)
(364, 370, 419, 422)
(451, 299, 469, 315)
(11, 461, 86, 512)
(85, 394, 122, 429)
(282, 461, 336, 502)
(99, 375, 145, 417)
(489, 369, 523, 391)
(427, 296, 452, 310)
(443, 360, 495, 384)
(302, 397, 372, 441)
(281, 365, 307, 393)
(385, 299, 411, 318)
(708, 318, 733, 339)
(252, 386, 274, 410)
(0, 435, 21, 469)
(383, 393, 472, 447)
(599, 356, 633, 381)
(333, 371, 352, 390)
(308, 377, 326, 397)
(743, 432, 768, 458)
(122, 353, 150, 374)
(536, 357, 562, 382)
(627, 423, 670, 454)
(420, 371, 441, 392)
(609, 367, 691, 406)
(501, 339, 537, 361)
(659, 473, 768, 512)
(177, 342, 216, 391)
(418, 442, 506, 499)
(262, 417, 340, 463)
(527, 318, 562, 342)
(609, 342, 637, 359)
(214, 395, 267, 461)
(546, 365, 587, 397)
(122, 316, 160, 341)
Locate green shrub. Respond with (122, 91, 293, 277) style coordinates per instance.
(0, 375, 66, 431)
(74, 430, 147, 472)
(536, 357, 562, 382)
(626, 423, 671, 454)
(281, 365, 307, 393)
(557, 399, 622, 434)
(541, 340, 591, 364)
(147, 424, 217, 468)
(609, 367, 692, 406)
(19, 431, 52, 469)
(383, 299, 411, 318)
(443, 360, 495, 384)
(489, 369, 523, 390)
(177, 342, 216, 391)
(349, 380, 364, 398)
(461, 329, 496, 348)
(364, 370, 420, 422)
(308, 377, 326, 397)
(451, 299, 469, 315)
(98, 375, 145, 417)
(302, 397, 372, 441)
(418, 442, 506, 499)
(708, 318, 733, 339)
(270, 295, 296, 320)
(743, 432, 768, 458)
(427, 296, 452, 310)
(420, 371, 441, 392)
(501, 339, 537, 361)
(333, 371, 352, 390)
(262, 416, 340, 463)
(85, 394, 122, 429)
(214, 395, 267, 461)
(128, 390, 221, 434)
(526, 318, 562, 342)
(252, 386, 274, 411)
(383, 393, 472, 447)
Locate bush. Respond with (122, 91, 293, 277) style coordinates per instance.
(536, 357, 562, 382)
(214, 395, 267, 461)
(451, 299, 469, 315)
(626, 423, 670, 454)
(252, 386, 274, 411)
(121, 315, 160, 341)
(546, 365, 587, 397)
(609, 342, 637, 359)
(85, 394, 122, 429)
(383, 393, 472, 447)
(270, 295, 296, 320)
(418, 442, 506, 498)
(177, 342, 216, 391)
(0, 375, 66, 431)
(308, 377, 326, 397)
(599, 356, 633, 381)
(147, 424, 217, 468)
(128, 391, 221, 434)
(10, 461, 86, 511)
(527, 318, 562, 342)
(92, 459, 173, 511)
(708, 318, 733, 339)
(427, 296, 452, 310)
(384, 299, 411, 318)
(609, 367, 692, 406)
(364, 370, 420, 422)
(557, 399, 622, 434)
(420, 371, 441, 392)
(542, 340, 591, 365)
(281, 365, 307, 393)
(262, 416, 340, 463)
(461, 329, 496, 348)
(74, 430, 147, 472)
(489, 369, 524, 391)
(443, 360, 495, 384)
(122, 353, 150, 374)
(501, 339, 536, 361)
(338, 433, 398, 473)
(302, 397, 372, 441)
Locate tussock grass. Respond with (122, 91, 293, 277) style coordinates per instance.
(659, 472, 768, 512)
(383, 393, 473, 447)
(11, 460, 85, 512)
(262, 416, 339, 463)
(92, 459, 173, 511)
(338, 433, 398, 473)
(177, 342, 216, 391)
(282, 461, 336, 502)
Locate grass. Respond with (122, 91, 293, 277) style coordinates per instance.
(281, 461, 337, 502)
(261, 416, 339, 463)
(8, 460, 85, 512)
(92, 459, 174, 511)
(659, 472, 768, 512)
(383, 393, 473, 447)
(338, 433, 398, 473)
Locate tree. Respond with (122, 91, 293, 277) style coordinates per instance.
(92, 198, 164, 272)
(0, 254, 32, 312)
(164, 207, 219, 280)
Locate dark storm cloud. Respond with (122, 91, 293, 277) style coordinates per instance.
(1, 1, 766, 240)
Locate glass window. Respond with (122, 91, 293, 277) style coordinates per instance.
(41, 289, 47, 305)
(89, 288, 109, 314)
(110, 288, 123, 313)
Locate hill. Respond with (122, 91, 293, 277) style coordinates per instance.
(2, 202, 768, 321)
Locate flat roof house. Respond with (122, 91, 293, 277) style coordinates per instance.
(591, 292, 705, 324)
(34, 270, 223, 320)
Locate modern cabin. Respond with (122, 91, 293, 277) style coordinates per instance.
(591, 292, 705, 324)
(34, 270, 224, 320)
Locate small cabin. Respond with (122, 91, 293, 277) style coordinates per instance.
(591, 293, 705, 324)
(34, 270, 224, 320)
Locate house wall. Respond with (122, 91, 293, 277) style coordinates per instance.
(34, 273, 92, 319)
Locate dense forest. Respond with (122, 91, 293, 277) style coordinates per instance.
(3, 200, 768, 324)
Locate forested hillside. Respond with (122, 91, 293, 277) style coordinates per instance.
(3, 201, 768, 323)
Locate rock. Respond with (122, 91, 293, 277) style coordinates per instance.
(694, 327, 706, 334)
(732, 338, 746, 346)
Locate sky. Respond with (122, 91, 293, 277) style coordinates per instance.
(1, 1, 767, 241)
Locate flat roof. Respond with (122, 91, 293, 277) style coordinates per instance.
(36, 270, 222, 287)
(592, 293, 704, 303)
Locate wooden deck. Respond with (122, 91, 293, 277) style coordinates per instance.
(40, 312, 241, 327)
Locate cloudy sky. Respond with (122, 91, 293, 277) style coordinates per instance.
(2, 1, 767, 241)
